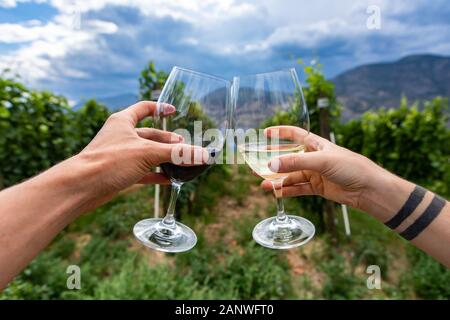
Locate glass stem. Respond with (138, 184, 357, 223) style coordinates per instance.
(271, 179, 288, 224)
(162, 183, 182, 228)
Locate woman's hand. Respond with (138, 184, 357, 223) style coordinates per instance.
(74, 100, 208, 211)
(260, 125, 386, 210)
(260, 125, 450, 267)
(0, 100, 208, 287)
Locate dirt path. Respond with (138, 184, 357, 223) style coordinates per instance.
(199, 168, 326, 296)
(201, 176, 273, 247)
(124, 167, 327, 293)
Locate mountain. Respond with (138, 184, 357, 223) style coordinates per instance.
(74, 93, 139, 111)
(333, 54, 450, 120)
(73, 54, 450, 122)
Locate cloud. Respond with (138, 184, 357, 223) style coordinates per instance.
(0, 6, 118, 85)
(0, 0, 449, 101)
(0, 0, 47, 8)
(0, 0, 30, 8)
(0, 0, 17, 8)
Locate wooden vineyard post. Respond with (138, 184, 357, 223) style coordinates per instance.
(318, 97, 338, 242)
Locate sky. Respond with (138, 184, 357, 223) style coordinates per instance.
(1, 0, 449, 104)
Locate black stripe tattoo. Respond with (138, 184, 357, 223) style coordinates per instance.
(385, 185, 427, 229)
(400, 195, 447, 241)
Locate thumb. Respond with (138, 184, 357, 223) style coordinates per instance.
(269, 151, 332, 174)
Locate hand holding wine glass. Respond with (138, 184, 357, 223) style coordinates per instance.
(133, 67, 231, 253)
(261, 125, 383, 210)
(77, 101, 208, 211)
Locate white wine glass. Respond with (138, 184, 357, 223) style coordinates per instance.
(133, 67, 231, 252)
(234, 68, 315, 249)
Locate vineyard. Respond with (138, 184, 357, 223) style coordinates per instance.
(0, 62, 449, 300)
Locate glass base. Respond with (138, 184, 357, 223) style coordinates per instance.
(252, 215, 315, 249)
(133, 218, 197, 253)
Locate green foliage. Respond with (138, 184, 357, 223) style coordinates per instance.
(344, 209, 396, 277)
(2, 60, 449, 301)
(213, 244, 292, 299)
(1, 251, 69, 299)
(0, 77, 74, 186)
(73, 99, 110, 151)
(353, 240, 390, 277)
(50, 235, 76, 259)
(189, 164, 232, 216)
(68, 257, 212, 299)
(85, 188, 154, 240)
(176, 205, 292, 300)
(406, 247, 450, 299)
(263, 59, 341, 133)
(3, 189, 292, 300)
(301, 60, 341, 134)
(338, 97, 450, 196)
(176, 240, 292, 299)
(319, 250, 365, 299)
(138, 61, 168, 100)
(76, 238, 135, 295)
(2, 184, 448, 300)
(66, 241, 291, 300)
(0, 76, 109, 188)
(230, 165, 253, 205)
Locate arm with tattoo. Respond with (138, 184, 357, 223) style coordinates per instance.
(261, 126, 450, 266)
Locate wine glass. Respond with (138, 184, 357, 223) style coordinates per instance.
(233, 68, 315, 249)
(133, 67, 231, 252)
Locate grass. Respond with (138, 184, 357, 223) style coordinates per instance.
(2, 169, 449, 300)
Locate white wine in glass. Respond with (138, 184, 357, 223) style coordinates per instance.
(234, 68, 315, 249)
(238, 142, 305, 180)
